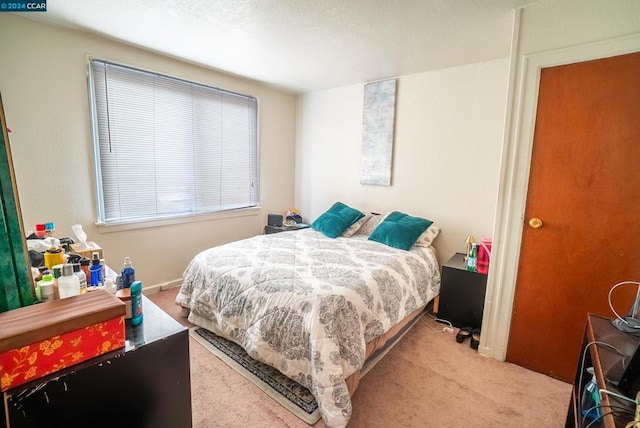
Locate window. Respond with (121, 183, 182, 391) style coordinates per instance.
(88, 59, 259, 225)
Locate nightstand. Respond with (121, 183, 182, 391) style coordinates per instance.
(437, 252, 488, 329)
(264, 224, 310, 234)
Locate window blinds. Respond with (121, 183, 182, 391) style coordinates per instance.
(89, 59, 259, 225)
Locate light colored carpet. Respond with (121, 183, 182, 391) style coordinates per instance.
(147, 287, 572, 428)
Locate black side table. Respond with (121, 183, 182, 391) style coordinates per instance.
(437, 252, 488, 329)
(264, 224, 310, 234)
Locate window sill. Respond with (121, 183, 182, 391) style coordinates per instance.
(96, 206, 260, 234)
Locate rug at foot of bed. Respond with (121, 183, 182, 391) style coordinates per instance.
(189, 327, 321, 425)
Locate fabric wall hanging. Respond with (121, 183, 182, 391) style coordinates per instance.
(360, 79, 397, 186)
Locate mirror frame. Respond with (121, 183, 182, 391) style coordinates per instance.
(0, 92, 34, 312)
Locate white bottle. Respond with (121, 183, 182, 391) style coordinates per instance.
(104, 278, 117, 294)
(58, 264, 81, 299)
(72, 263, 87, 293)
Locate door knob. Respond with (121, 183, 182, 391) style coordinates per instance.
(528, 218, 543, 229)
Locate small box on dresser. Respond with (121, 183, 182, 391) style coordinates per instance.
(0, 289, 126, 392)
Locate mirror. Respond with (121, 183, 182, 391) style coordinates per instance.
(0, 92, 35, 312)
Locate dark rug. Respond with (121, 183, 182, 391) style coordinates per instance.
(189, 327, 321, 424)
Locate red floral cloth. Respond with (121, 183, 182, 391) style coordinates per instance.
(1, 317, 125, 391)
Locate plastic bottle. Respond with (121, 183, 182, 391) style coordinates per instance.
(58, 264, 81, 298)
(80, 257, 91, 280)
(52, 264, 63, 299)
(37, 273, 55, 302)
(130, 280, 143, 326)
(581, 367, 601, 421)
(104, 277, 117, 294)
(121, 257, 136, 289)
(72, 263, 87, 293)
(467, 243, 478, 272)
(40, 282, 55, 302)
(100, 259, 106, 286)
(90, 252, 103, 287)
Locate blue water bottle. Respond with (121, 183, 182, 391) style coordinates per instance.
(130, 280, 143, 326)
(121, 256, 136, 289)
(581, 367, 601, 421)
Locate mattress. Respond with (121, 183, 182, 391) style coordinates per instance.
(176, 228, 440, 427)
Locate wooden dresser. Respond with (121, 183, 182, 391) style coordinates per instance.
(566, 314, 639, 427)
(2, 295, 192, 428)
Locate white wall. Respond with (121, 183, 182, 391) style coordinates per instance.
(483, 0, 640, 359)
(294, 0, 640, 364)
(296, 59, 510, 263)
(0, 15, 297, 289)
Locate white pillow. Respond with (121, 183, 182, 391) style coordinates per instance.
(354, 212, 386, 236)
(413, 224, 441, 247)
(342, 213, 372, 237)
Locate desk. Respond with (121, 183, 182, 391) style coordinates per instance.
(566, 314, 638, 427)
(2, 295, 192, 428)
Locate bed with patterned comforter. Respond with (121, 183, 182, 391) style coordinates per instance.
(176, 227, 440, 427)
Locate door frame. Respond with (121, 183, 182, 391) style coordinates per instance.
(479, 30, 640, 360)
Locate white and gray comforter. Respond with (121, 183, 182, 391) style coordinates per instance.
(176, 228, 440, 427)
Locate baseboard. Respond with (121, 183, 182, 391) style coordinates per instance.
(143, 279, 182, 294)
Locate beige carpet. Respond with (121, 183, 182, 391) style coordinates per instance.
(147, 287, 572, 428)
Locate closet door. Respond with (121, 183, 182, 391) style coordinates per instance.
(0, 93, 34, 312)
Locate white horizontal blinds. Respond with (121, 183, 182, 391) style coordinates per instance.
(193, 86, 223, 212)
(219, 92, 258, 210)
(153, 74, 196, 216)
(90, 59, 258, 224)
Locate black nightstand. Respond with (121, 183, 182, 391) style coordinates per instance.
(264, 224, 310, 234)
(437, 252, 488, 329)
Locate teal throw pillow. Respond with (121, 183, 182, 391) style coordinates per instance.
(369, 211, 433, 250)
(311, 202, 364, 238)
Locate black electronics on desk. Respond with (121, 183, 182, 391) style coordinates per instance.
(618, 343, 640, 398)
(267, 213, 283, 227)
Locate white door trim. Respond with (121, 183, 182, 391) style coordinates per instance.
(479, 31, 640, 360)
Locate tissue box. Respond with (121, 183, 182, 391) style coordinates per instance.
(0, 290, 125, 391)
(70, 241, 103, 260)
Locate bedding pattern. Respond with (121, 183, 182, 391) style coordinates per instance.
(176, 228, 440, 427)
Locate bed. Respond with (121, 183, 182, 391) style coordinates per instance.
(176, 208, 441, 427)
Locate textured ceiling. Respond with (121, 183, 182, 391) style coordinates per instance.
(27, 0, 538, 93)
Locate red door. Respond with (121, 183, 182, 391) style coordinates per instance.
(506, 52, 640, 382)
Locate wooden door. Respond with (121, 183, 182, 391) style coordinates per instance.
(506, 52, 640, 382)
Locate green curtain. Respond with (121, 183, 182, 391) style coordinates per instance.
(0, 93, 34, 312)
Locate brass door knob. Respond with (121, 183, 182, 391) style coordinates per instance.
(528, 218, 543, 229)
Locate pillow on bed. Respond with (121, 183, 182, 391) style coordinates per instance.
(368, 211, 433, 250)
(342, 212, 372, 237)
(311, 202, 365, 238)
(413, 224, 441, 247)
(354, 212, 385, 236)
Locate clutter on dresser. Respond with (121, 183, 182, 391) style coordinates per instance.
(27, 223, 113, 300)
(24, 222, 145, 329)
